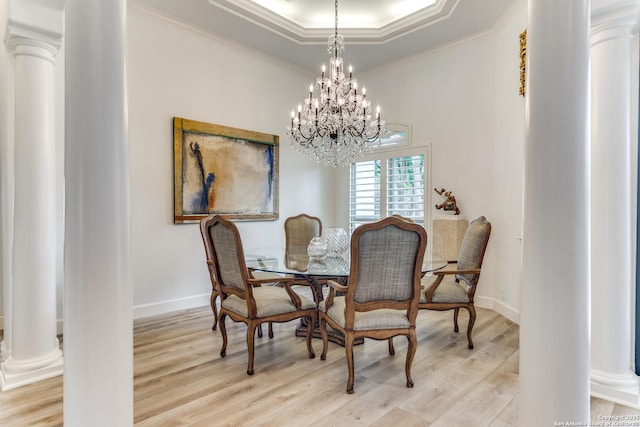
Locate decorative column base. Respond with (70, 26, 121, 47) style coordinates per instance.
(0, 341, 10, 363)
(0, 342, 63, 391)
(591, 370, 640, 408)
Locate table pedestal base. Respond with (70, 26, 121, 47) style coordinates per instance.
(295, 319, 364, 347)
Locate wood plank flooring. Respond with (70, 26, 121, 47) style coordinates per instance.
(1, 302, 639, 426)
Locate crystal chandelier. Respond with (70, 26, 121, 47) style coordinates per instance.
(286, 0, 386, 167)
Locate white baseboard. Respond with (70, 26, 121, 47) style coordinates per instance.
(475, 296, 520, 324)
(0, 295, 211, 337)
(0, 295, 520, 331)
(133, 293, 210, 320)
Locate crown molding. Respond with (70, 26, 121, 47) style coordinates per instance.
(207, 0, 460, 44)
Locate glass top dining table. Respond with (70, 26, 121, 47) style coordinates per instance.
(245, 246, 448, 279)
(245, 246, 447, 346)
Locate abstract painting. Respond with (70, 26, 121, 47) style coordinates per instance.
(173, 117, 279, 223)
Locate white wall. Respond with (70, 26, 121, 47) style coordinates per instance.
(489, 1, 527, 320)
(126, 6, 335, 318)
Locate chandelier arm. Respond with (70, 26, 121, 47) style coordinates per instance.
(295, 127, 320, 144)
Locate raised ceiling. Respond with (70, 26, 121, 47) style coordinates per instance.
(247, 0, 440, 30)
(130, 0, 517, 73)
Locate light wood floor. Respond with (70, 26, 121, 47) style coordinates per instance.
(1, 303, 639, 426)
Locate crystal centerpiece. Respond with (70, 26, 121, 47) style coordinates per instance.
(307, 236, 328, 260)
(322, 227, 349, 256)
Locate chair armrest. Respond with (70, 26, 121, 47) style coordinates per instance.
(433, 269, 481, 276)
(423, 275, 444, 303)
(282, 282, 303, 309)
(326, 280, 348, 293)
(424, 269, 482, 302)
(323, 280, 348, 311)
(247, 277, 293, 287)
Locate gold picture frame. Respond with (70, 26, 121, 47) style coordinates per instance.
(173, 117, 279, 223)
(519, 29, 527, 97)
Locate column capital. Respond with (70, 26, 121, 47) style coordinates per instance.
(4, 0, 64, 56)
(592, 0, 640, 31)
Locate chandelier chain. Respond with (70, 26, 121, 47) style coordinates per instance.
(334, 0, 338, 40)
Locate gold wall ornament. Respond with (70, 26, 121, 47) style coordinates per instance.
(519, 29, 527, 96)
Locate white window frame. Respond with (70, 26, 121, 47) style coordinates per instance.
(375, 122, 412, 151)
(349, 145, 432, 256)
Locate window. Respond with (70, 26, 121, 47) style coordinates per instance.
(377, 123, 410, 149)
(349, 152, 426, 232)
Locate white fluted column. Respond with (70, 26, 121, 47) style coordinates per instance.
(519, 1, 591, 425)
(0, 0, 64, 391)
(590, 0, 640, 407)
(64, 0, 132, 425)
(0, 0, 14, 364)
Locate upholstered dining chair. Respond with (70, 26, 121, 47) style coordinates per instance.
(200, 215, 223, 331)
(201, 215, 263, 334)
(319, 216, 427, 394)
(419, 215, 491, 349)
(201, 214, 317, 375)
(284, 213, 323, 280)
(284, 213, 322, 256)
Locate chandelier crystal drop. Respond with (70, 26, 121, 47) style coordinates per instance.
(286, 0, 385, 167)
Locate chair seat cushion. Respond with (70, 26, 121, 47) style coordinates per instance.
(319, 296, 410, 331)
(222, 286, 315, 317)
(420, 278, 470, 303)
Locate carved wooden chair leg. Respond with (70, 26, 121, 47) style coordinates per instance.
(387, 338, 395, 355)
(453, 307, 460, 333)
(268, 322, 274, 339)
(219, 313, 228, 357)
(306, 314, 316, 359)
(247, 322, 257, 375)
(405, 333, 417, 388)
(345, 334, 355, 394)
(466, 305, 476, 349)
(320, 317, 329, 360)
(210, 292, 219, 330)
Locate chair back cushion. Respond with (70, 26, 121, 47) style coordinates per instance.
(285, 214, 322, 255)
(352, 220, 424, 304)
(456, 216, 491, 284)
(209, 220, 246, 291)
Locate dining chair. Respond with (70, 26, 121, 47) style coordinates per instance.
(319, 216, 427, 393)
(419, 215, 491, 349)
(200, 215, 223, 331)
(201, 215, 280, 338)
(284, 213, 323, 288)
(201, 214, 316, 375)
(284, 213, 322, 256)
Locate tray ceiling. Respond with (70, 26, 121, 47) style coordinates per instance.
(130, 0, 518, 73)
